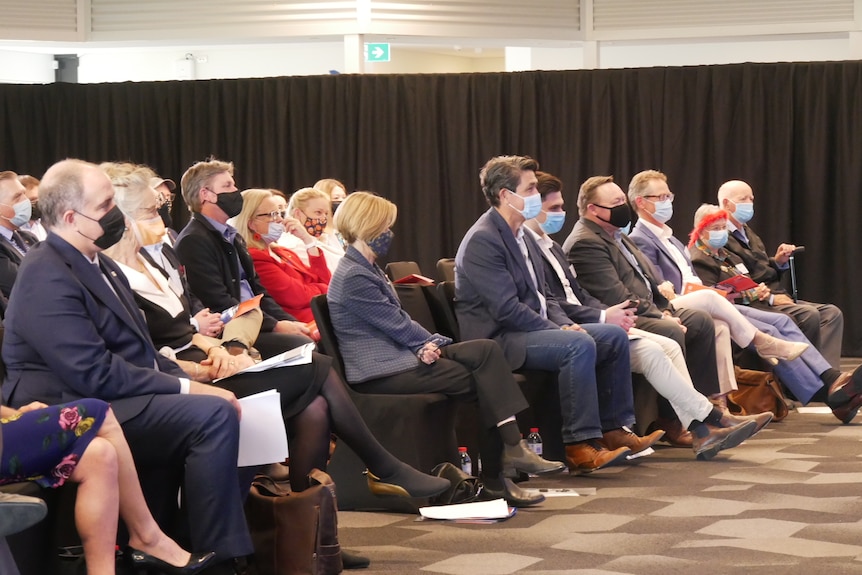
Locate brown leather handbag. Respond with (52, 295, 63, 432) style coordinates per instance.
(245, 468, 342, 575)
(728, 366, 790, 422)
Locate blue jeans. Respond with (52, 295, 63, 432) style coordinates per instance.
(522, 324, 635, 444)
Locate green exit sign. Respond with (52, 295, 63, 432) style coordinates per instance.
(365, 43, 391, 63)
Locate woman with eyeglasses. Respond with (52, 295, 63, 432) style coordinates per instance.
(100, 165, 450, 502)
(237, 189, 331, 324)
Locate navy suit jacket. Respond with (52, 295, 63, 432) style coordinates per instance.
(628, 220, 692, 293)
(528, 229, 604, 324)
(175, 213, 295, 332)
(455, 208, 571, 370)
(2, 234, 187, 422)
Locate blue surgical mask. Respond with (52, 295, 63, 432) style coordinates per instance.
(707, 229, 728, 249)
(367, 229, 394, 257)
(262, 222, 285, 244)
(732, 202, 754, 224)
(651, 200, 673, 224)
(618, 222, 632, 236)
(508, 191, 542, 220)
(2, 198, 32, 228)
(539, 211, 566, 235)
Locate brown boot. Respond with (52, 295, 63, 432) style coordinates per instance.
(598, 427, 664, 456)
(692, 420, 757, 460)
(565, 441, 630, 475)
(718, 410, 773, 436)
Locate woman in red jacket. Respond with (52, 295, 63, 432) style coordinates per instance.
(236, 188, 330, 323)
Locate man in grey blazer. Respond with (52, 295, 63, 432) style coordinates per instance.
(455, 155, 664, 474)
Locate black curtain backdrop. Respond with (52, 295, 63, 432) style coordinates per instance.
(1, 61, 860, 353)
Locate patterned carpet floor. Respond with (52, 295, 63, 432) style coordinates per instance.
(339, 399, 862, 574)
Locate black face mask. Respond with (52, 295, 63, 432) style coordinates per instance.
(215, 190, 244, 218)
(30, 201, 42, 221)
(158, 203, 173, 229)
(76, 205, 127, 250)
(595, 203, 631, 229)
(331, 201, 342, 214)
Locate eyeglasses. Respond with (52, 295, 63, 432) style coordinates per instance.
(255, 209, 287, 220)
(643, 193, 675, 202)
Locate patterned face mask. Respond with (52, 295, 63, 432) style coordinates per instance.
(301, 211, 327, 237)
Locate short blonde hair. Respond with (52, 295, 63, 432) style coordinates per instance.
(181, 159, 234, 212)
(627, 170, 667, 210)
(100, 162, 158, 219)
(288, 187, 330, 215)
(336, 191, 396, 245)
(313, 179, 346, 199)
(236, 189, 274, 251)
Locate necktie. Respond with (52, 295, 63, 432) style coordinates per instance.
(8, 232, 27, 256)
(732, 229, 748, 245)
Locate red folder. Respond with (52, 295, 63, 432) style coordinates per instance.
(715, 275, 758, 293)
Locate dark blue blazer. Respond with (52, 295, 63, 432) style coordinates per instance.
(628, 220, 692, 293)
(2, 234, 187, 422)
(455, 208, 571, 370)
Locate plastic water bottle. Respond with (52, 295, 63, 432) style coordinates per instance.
(458, 446, 472, 475)
(527, 428, 543, 456)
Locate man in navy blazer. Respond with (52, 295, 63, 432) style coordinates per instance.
(1, 160, 254, 573)
(455, 155, 664, 474)
(0, 171, 40, 313)
(174, 159, 312, 359)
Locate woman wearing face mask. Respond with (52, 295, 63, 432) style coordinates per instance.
(328, 192, 568, 507)
(314, 178, 348, 248)
(101, 166, 450, 504)
(277, 187, 345, 274)
(687, 204, 858, 422)
(236, 189, 330, 323)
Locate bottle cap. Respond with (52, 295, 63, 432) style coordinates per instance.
(530, 427, 539, 433)
(458, 446, 467, 452)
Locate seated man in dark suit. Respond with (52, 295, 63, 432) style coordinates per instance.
(563, 176, 724, 402)
(455, 155, 664, 474)
(174, 159, 313, 358)
(524, 171, 764, 455)
(717, 179, 844, 368)
(1, 159, 253, 575)
(0, 171, 39, 305)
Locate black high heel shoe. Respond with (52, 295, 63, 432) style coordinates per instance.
(126, 547, 217, 575)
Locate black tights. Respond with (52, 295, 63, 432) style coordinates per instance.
(287, 369, 402, 491)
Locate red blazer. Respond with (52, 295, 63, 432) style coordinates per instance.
(250, 245, 331, 322)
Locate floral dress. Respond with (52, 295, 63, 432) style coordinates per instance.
(1, 399, 108, 488)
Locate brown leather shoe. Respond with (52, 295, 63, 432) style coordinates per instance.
(831, 393, 862, 424)
(565, 441, 630, 475)
(599, 427, 664, 455)
(648, 418, 692, 448)
(692, 420, 757, 460)
(719, 410, 773, 436)
(826, 371, 859, 408)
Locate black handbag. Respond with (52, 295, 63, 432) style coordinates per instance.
(428, 462, 483, 505)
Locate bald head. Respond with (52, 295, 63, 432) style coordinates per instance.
(717, 180, 755, 226)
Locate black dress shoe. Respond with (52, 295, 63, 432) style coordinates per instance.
(125, 548, 216, 575)
(480, 476, 544, 507)
(342, 549, 371, 570)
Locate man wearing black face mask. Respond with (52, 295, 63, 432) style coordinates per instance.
(174, 159, 313, 359)
(2, 159, 253, 572)
(564, 176, 724, 402)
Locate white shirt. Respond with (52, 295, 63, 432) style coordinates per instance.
(277, 231, 345, 275)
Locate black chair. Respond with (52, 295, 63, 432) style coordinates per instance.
(310, 294, 459, 511)
(383, 261, 421, 282)
(436, 258, 455, 282)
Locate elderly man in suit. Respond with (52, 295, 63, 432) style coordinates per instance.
(718, 179, 844, 368)
(174, 159, 312, 358)
(627, 170, 849, 417)
(0, 172, 39, 307)
(1, 159, 253, 575)
(524, 171, 768, 451)
(455, 155, 664, 474)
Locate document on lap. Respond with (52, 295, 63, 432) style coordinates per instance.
(213, 342, 315, 382)
(237, 389, 289, 467)
(220, 293, 263, 323)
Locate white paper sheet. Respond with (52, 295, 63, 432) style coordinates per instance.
(419, 498, 513, 520)
(237, 389, 289, 467)
(214, 343, 315, 382)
